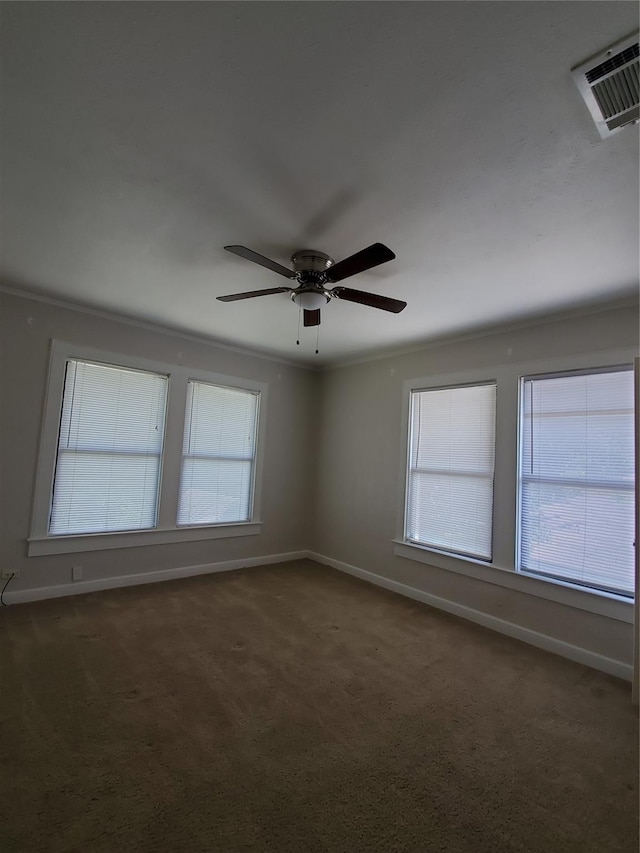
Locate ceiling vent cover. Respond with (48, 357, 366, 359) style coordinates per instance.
(572, 32, 639, 138)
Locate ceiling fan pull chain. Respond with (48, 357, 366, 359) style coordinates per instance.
(296, 306, 301, 345)
(315, 323, 320, 355)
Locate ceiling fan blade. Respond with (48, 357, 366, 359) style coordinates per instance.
(216, 287, 292, 302)
(325, 243, 395, 283)
(331, 286, 406, 313)
(224, 245, 296, 279)
(303, 308, 321, 327)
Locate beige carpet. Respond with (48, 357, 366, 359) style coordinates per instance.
(1, 559, 637, 852)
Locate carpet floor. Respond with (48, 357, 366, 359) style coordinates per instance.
(1, 559, 637, 852)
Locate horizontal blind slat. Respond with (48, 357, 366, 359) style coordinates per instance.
(407, 383, 496, 560)
(50, 360, 167, 535)
(519, 369, 634, 596)
(178, 380, 258, 526)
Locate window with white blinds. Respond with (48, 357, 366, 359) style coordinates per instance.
(177, 380, 259, 526)
(518, 368, 635, 597)
(406, 383, 497, 560)
(49, 359, 168, 535)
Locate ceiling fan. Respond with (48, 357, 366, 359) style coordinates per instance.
(217, 242, 406, 327)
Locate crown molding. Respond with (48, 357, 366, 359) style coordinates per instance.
(326, 294, 640, 370)
(0, 282, 319, 372)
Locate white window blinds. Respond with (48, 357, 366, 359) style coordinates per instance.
(406, 383, 496, 560)
(519, 368, 635, 597)
(50, 360, 168, 535)
(177, 381, 258, 526)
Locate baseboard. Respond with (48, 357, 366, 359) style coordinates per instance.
(6, 549, 632, 683)
(309, 552, 633, 682)
(3, 551, 312, 605)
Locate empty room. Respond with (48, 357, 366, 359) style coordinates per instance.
(1, 2, 638, 851)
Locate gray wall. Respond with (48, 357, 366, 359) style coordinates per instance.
(313, 304, 639, 667)
(2, 290, 638, 672)
(0, 291, 319, 593)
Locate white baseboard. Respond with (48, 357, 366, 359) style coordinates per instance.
(5, 549, 632, 683)
(3, 551, 312, 605)
(309, 552, 633, 683)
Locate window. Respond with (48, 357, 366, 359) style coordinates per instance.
(518, 367, 635, 597)
(397, 350, 636, 617)
(406, 382, 497, 560)
(50, 359, 168, 535)
(29, 341, 265, 555)
(178, 381, 258, 526)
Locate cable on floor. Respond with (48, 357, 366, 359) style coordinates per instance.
(1, 573, 15, 606)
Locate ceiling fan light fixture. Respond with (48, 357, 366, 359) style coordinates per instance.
(292, 290, 329, 310)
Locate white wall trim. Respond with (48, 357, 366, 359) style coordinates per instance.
(3, 551, 311, 605)
(393, 541, 634, 623)
(4, 549, 632, 683)
(0, 284, 315, 371)
(27, 523, 263, 556)
(327, 296, 640, 370)
(309, 552, 633, 682)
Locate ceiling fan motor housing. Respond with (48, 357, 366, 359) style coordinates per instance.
(290, 251, 334, 308)
(291, 250, 334, 274)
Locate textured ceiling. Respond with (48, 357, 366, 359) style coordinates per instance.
(1, 2, 638, 366)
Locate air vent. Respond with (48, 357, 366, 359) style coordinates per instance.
(572, 32, 639, 138)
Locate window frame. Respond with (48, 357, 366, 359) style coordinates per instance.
(28, 340, 267, 556)
(395, 347, 637, 623)
(48, 357, 170, 537)
(404, 379, 497, 562)
(176, 378, 261, 528)
(515, 364, 635, 598)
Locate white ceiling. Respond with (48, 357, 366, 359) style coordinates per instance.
(1, 2, 638, 366)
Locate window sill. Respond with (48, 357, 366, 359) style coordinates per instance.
(28, 522, 262, 556)
(393, 540, 634, 624)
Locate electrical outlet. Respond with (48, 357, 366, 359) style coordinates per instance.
(1, 569, 20, 579)
(72, 565, 83, 582)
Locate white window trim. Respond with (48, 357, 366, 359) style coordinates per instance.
(392, 541, 633, 623)
(515, 365, 635, 597)
(405, 380, 497, 562)
(176, 379, 260, 528)
(28, 340, 267, 556)
(395, 347, 638, 624)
